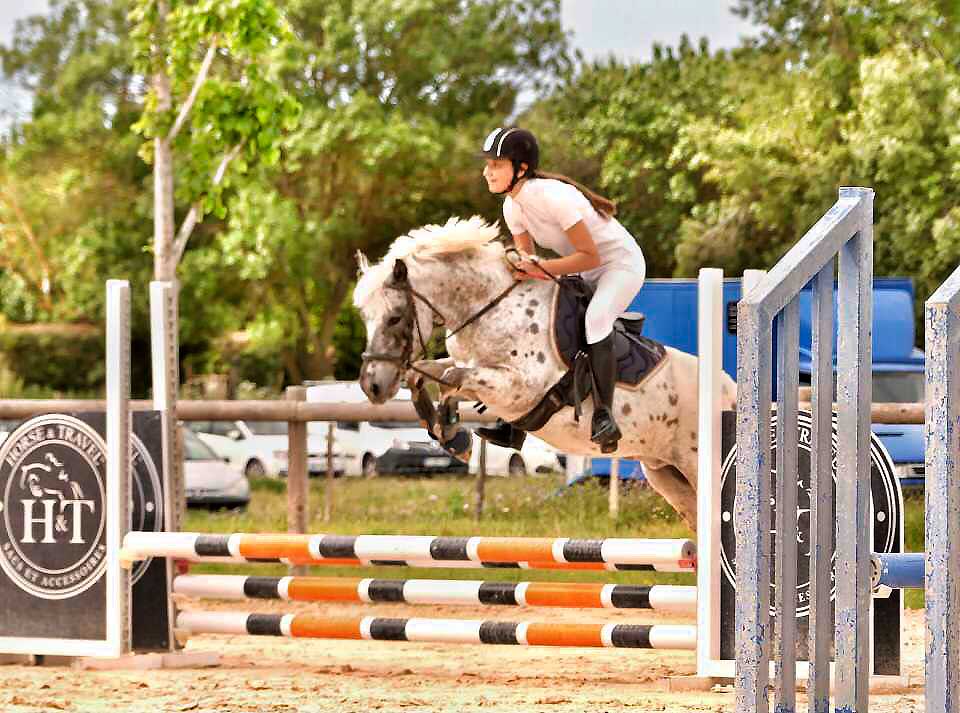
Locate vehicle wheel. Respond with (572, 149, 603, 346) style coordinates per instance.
(508, 454, 527, 477)
(362, 453, 378, 478)
(244, 459, 267, 479)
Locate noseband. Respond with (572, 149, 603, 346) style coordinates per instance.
(360, 258, 522, 387)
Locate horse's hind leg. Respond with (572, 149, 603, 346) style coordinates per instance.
(641, 463, 698, 535)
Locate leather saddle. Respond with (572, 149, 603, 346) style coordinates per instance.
(510, 276, 667, 432)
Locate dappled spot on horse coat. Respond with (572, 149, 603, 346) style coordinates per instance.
(526, 308, 535, 317)
(621, 404, 632, 416)
(511, 350, 518, 357)
(666, 418, 679, 428)
(537, 352, 546, 364)
(529, 323, 540, 335)
(668, 393, 679, 406)
(529, 299, 539, 307)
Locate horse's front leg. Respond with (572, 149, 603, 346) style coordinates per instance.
(410, 358, 455, 386)
(440, 365, 526, 408)
(406, 359, 473, 463)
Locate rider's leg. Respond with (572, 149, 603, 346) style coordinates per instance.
(585, 267, 646, 453)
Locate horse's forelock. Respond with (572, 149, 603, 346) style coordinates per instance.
(352, 217, 505, 314)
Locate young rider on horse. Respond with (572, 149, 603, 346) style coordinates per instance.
(476, 126, 647, 454)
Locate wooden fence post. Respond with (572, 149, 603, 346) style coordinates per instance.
(609, 458, 620, 519)
(285, 386, 308, 576)
(324, 422, 335, 522)
(474, 440, 486, 521)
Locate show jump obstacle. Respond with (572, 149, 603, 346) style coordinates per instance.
(0, 255, 906, 679)
(112, 260, 904, 676)
(11, 186, 960, 712)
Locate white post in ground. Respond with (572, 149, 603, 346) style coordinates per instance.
(695, 269, 766, 679)
(105, 280, 132, 656)
(609, 458, 620, 519)
(696, 268, 723, 678)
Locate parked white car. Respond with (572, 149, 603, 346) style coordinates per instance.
(303, 381, 564, 477)
(467, 430, 564, 477)
(182, 427, 251, 509)
(305, 381, 425, 476)
(188, 419, 345, 478)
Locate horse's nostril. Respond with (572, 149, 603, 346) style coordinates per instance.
(370, 382, 380, 397)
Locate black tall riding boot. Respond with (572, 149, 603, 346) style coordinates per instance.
(588, 333, 622, 454)
(477, 419, 526, 450)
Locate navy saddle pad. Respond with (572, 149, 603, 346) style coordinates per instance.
(552, 276, 666, 385)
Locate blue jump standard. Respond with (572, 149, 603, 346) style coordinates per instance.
(870, 552, 924, 590)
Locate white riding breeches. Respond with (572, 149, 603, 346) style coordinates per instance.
(584, 263, 646, 345)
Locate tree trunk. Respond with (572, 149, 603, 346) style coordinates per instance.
(153, 0, 175, 281)
(300, 282, 349, 381)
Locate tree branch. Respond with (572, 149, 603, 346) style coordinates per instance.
(171, 142, 243, 264)
(168, 38, 219, 143)
(0, 188, 55, 311)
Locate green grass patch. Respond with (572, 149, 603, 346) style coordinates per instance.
(183, 474, 695, 586)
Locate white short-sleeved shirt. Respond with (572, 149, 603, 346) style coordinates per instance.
(503, 178, 645, 282)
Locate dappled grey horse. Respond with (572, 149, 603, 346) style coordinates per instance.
(353, 217, 736, 531)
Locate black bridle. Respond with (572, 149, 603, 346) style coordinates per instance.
(360, 258, 527, 387)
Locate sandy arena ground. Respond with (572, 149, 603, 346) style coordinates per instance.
(0, 601, 927, 713)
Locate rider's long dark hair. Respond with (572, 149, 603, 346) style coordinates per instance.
(531, 169, 617, 219)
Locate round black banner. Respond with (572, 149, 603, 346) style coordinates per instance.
(0, 416, 107, 600)
(718, 411, 903, 617)
(0, 414, 163, 599)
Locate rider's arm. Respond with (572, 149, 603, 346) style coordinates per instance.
(536, 221, 601, 276)
(513, 231, 534, 256)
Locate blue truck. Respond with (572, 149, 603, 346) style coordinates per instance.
(585, 277, 925, 487)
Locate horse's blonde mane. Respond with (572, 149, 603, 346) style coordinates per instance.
(353, 216, 503, 312)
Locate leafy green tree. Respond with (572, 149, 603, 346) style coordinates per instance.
(129, 0, 301, 280)
(534, 38, 744, 277)
(199, 0, 572, 382)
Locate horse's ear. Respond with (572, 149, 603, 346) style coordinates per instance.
(393, 260, 408, 283)
(356, 251, 370, 273)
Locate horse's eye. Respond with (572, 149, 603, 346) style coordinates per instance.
(387, 315, 403, 327)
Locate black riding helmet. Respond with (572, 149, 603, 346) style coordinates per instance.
(478, 127, 539, 194)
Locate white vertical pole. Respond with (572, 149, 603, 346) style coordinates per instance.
(609, 458, 620, 518)
(696, 268, 723, 677)
(106, 280, 132, 656)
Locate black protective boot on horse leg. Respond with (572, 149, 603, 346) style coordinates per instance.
(476, 418, 527, 450)
(588, 333, 622, 454)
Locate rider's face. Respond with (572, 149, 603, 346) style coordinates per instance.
(483, 158, 517, 194)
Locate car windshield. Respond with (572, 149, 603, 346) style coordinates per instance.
(183, 431, 220, 461)
(246, 421, 288, 436)
(873, 371, 924, 403)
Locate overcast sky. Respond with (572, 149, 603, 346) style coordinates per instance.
(0, 1, 758, 123)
